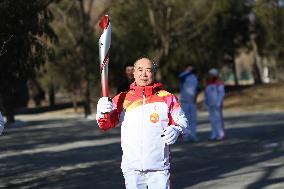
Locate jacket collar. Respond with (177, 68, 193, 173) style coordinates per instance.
(129, 82, 163, 97)
(207, 77, 223, 85)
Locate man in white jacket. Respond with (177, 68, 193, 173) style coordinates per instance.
(204, 68, 225, 140)
(96, 58, 189, 189)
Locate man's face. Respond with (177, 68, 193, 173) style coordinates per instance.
(125, 66, 134, 80)
(133, 58, 154, 87)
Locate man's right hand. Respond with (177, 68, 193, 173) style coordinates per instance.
(96, 97, 113, 131)
(96, 97, 113, 119)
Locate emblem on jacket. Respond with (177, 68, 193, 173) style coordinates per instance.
(150, 112, 159, 123)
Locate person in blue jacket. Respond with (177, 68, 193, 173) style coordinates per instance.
(179, 64, 199, 142)
(0, 112, 4, 135)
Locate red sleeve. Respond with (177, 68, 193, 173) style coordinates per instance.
(166, 95, 179, 126)
(97, 111, 119, 131)
(97, 92, 127, 131)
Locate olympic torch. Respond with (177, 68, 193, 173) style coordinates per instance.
(99, 15, 111, 97)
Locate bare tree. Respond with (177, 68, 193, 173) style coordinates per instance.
(49, 0, 124, 116)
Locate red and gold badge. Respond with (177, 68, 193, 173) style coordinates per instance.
(150, 112, 159, 123)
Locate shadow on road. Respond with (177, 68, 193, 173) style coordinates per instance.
(172, 112, 284, 189)
(0, 112, 283, 189)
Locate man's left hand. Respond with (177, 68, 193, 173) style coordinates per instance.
(162, 125, 181, 145)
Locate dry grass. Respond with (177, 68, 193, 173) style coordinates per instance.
(40, 83, 284, 116)
(223, 83, 284, 112)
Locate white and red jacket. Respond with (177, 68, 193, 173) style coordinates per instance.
(204, 78, 225, 107)
(97, 82, 189, 172)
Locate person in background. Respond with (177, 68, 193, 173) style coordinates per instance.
(116, 63, 135, 94)
(179, 64, 199, 142)
(204, 68, 225, 141)
(96, 57, 189, 189)
(0, 112, 4, 135)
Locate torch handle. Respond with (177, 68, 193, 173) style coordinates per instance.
(101, 64, 109, 97)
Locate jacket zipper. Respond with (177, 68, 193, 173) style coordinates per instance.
(142, 88, 146, 171)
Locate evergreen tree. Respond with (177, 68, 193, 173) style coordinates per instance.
(0, 0, 56, 123)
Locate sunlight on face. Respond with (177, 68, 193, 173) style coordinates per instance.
(133, 58, 155, 87)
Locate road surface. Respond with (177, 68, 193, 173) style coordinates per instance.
(0, 110, 283, 189)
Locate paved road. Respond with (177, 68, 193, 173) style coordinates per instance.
(0, 111, 283, 189)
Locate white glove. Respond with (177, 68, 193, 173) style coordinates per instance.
(162, 125, 182, 145)
(96, 97, 113, 119)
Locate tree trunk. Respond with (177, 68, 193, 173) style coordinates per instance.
(251, 35, 263, 84)
(231, 54, 239, 86)
(71, 89, 78, 113)
(230, 51, 239, 86)
(252, 61, 262, 84)
(3, 96, 15, 124)
(48, 84, 55, 107)
(5, 109, 15, 123)
(80, 0, 92, 117)
(83, 79, 91, 117)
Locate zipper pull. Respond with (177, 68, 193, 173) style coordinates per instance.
(143, 88, 146, 105)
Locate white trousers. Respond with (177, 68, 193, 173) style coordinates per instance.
(123, 170, 171, 189)
(208, 105, 225, 139)
(181, 103, 197, 139)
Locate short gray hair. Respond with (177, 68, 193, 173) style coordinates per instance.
(133, 57, 158, 73)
